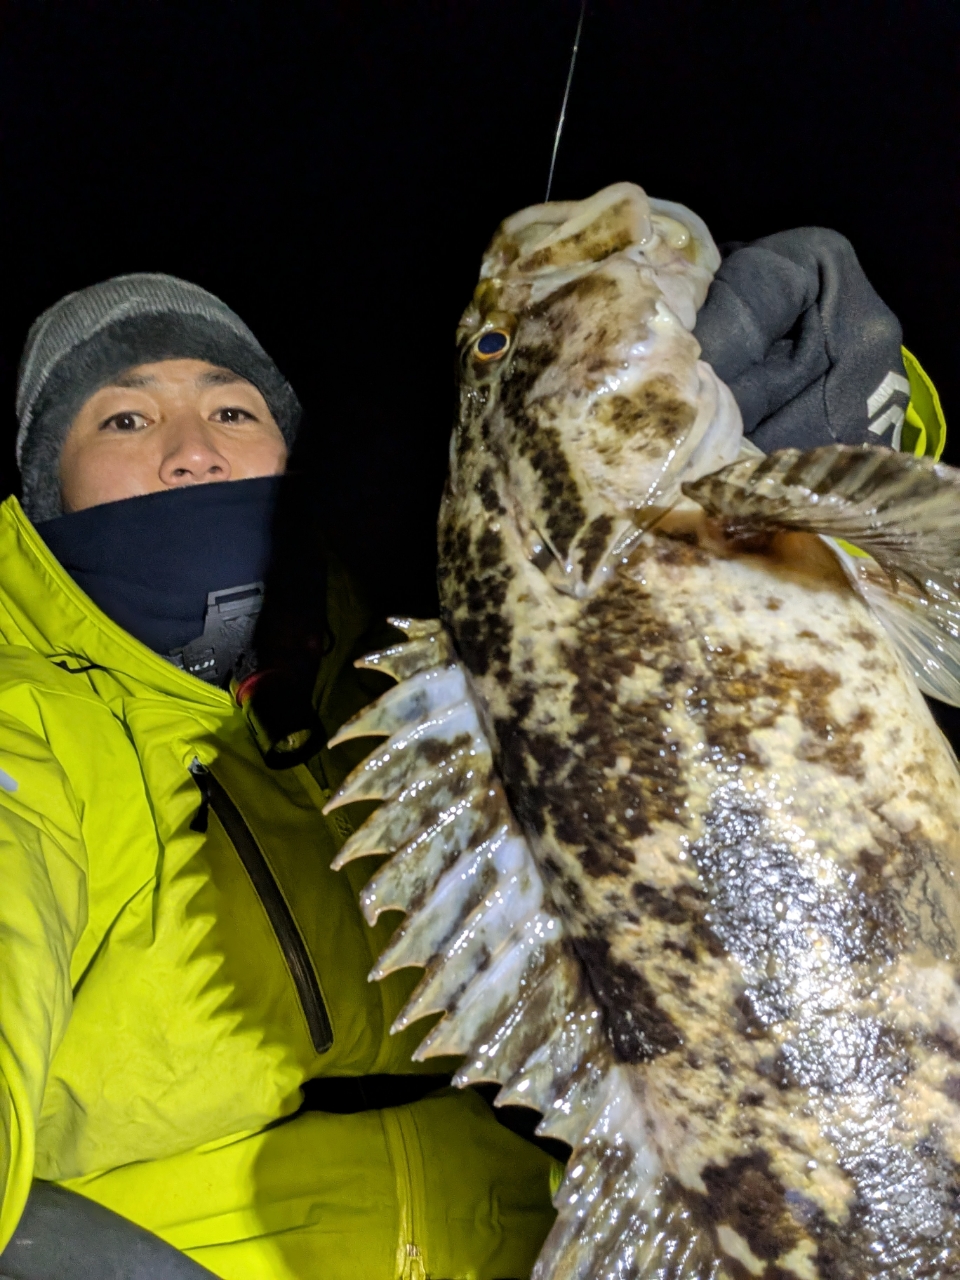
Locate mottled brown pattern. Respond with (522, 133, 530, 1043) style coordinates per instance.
(497, 345, 587, 560)
(595, 376, 697, 443)
(493, 573, 687, 885)
(439, 467, 515, 682)
(517, 198, 636, 273)
(696, 1152, 801, 1261)
(448, 521, 960, 1278)
(574, 934, 683, 1062)
(437, 183, 960, 1277)
(576, 512, 614, 581)
(691, 651, 874, 778)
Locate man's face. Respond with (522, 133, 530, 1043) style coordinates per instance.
(59, 358, 289, 513)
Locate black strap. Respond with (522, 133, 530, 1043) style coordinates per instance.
(299, 1073, 452, 1114)
(0, 1181, 216, 1279)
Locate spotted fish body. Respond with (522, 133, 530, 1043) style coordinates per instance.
(330, 184, 960, 1278)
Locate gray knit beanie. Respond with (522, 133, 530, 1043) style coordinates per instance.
(16, 273, 302, 522)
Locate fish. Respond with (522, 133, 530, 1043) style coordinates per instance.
(326, 182, 960, 1279)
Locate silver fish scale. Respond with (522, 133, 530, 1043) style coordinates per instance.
(329, 184, 960, 1278)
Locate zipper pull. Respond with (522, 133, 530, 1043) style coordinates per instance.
(400, 1244, 426, 1280)
(188, 758, 211, 833)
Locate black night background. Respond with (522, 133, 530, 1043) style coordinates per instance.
(0, 0, 956, 618)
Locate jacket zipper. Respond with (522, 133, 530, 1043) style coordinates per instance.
(381, 1106, 428, 1280)
(189, 759, 333, 1054)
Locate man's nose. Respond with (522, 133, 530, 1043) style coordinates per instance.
(158, 419, 231, 487)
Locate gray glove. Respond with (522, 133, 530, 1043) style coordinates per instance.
(693, 227, 910, 452)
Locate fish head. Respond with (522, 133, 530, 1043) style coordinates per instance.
(448, 181, 742, 597)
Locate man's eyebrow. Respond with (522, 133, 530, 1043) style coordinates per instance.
(107, 372, 158, 389)
(196, 369, 250, 388)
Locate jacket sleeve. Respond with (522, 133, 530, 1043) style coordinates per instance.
(0, 708, 87, 1251)
(901, 346, 947, 460)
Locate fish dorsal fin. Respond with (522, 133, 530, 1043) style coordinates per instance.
(683, 444, 960, 707)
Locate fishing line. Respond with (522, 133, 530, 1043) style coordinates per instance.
(544, 0, 588, 202)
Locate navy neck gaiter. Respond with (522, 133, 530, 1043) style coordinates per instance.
(36, 476, 281, 679)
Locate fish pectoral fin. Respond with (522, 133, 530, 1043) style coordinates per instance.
(681, 445, 960, 574)
(683, 444, 960, 706)
(540, 1148, 729, 1280)
(829, 550, 960, 706)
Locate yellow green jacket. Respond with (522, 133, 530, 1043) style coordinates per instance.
(900, 348, 946, 459)
(0, 495, 557, 1279)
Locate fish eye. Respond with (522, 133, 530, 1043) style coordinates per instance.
(474, 329, 510, 362)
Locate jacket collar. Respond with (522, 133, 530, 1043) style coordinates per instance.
(0, 495, 374, 720)
(0, 495, 235, 707)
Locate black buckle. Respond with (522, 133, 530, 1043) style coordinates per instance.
(239, 668, 327, 769)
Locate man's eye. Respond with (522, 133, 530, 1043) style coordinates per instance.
(212, 407, 255, 424)
(100, 412, 147, 432)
